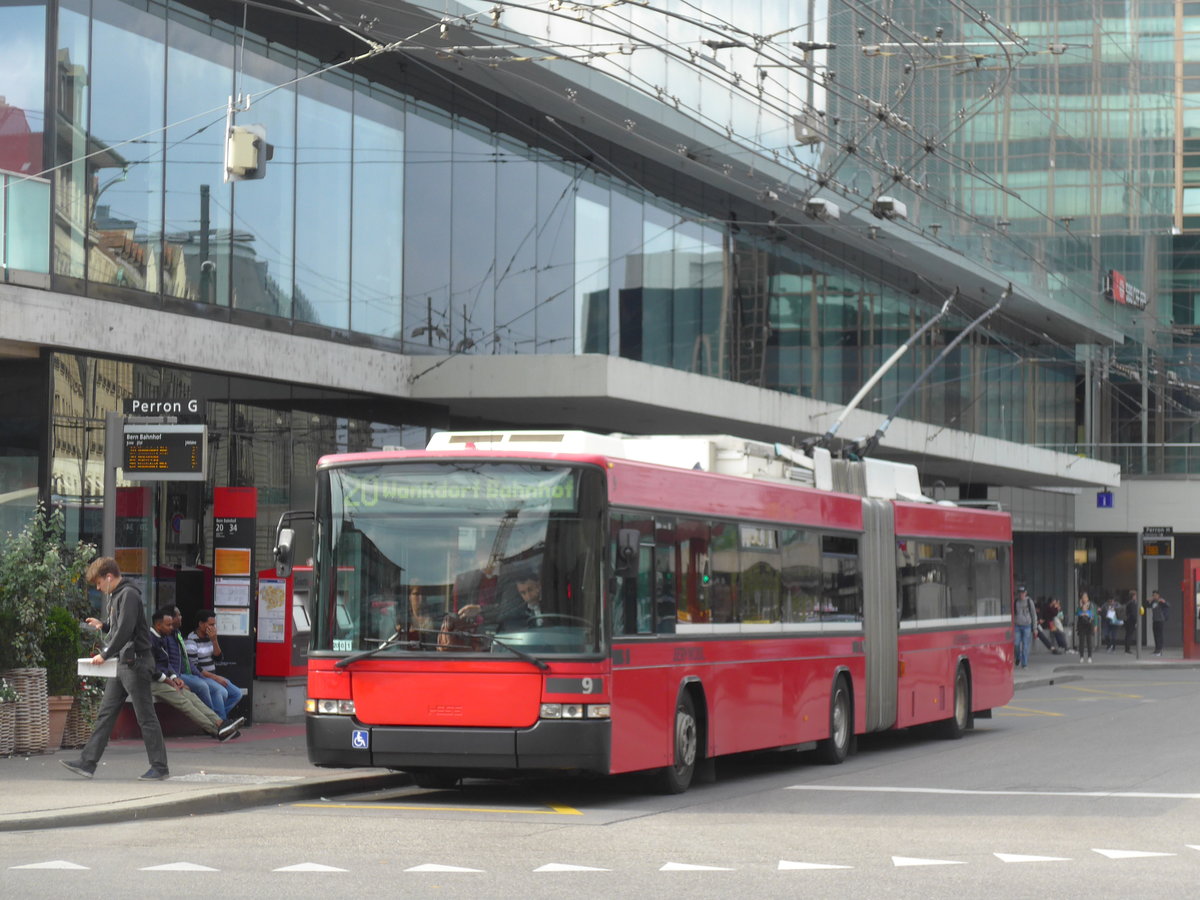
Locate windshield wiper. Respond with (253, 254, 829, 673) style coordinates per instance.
(445, 630, 549, 670)
(335, 630, 408, 668)
(334, 629, 549, 670)
(335, 628, 444, 667)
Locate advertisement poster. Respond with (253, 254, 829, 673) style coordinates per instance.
(258, 579, 287, 643)
(214, 577, 251, 608)
(215, 606, 251, 636)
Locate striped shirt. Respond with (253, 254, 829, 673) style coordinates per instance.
(184, 631, 217, 674)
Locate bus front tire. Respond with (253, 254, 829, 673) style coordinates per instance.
(815, 677, 851, 765)
(655, 692, 698, 794)
(937, 666, 971, 740)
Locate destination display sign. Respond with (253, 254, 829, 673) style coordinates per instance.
(122, 424, 207, 481)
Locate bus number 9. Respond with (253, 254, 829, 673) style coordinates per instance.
(581, 677, 594, 694)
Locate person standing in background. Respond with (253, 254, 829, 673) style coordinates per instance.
(1013, 586, 1037, 669)
(1124, 590, 1141, 654)
(1148, 590, 1170, 656)
(1075, 592, 1096, 663)
(1100, 595, 1121, 652)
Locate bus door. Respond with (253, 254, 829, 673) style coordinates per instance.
(860, 498, 898, 731)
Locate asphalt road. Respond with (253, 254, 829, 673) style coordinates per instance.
(5, 668, 1199, 899)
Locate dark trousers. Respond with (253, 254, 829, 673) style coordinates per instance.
(1124, 621, 1136, 651)
(1153, 620, 1165, 653)
(1077, 630, 1093, 658)
(80, 657, 168, 773)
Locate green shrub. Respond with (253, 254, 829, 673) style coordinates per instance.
(43, 605, 83, 696)
(0, 504, 95, 669)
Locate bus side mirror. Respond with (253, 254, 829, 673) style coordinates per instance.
(274, 527, 296, 578)
(615, 528, 640, 578)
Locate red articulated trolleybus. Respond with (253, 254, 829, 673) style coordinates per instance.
(273, 430, 1014, 793)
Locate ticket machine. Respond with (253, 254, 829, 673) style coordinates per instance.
(255, 566, 310, 678)
(1180, 558, 1200, 660)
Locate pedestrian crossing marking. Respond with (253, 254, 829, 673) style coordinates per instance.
(1092, 848, 1175, 859)
(660, 862, 735, 871)
(9, 860, 89, 870)
(273, 862, 348, 872)
(534, 863, 610, 871)
(892, 856, 965, 867)
(994, 853, 1071, 863)
(139, 862, 218, 871)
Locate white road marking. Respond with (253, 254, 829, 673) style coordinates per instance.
(9, 860, 89, 870)
(660, 862, 735, 871)
(139, 862, 218, 871)
(778, 860, 852, 870)
(273, 863, 348, 872)
(534, 863, 610, 872)
(1092, 849, 1176, 859)
(994, 853, 1071, 863)
(892, 856, 965, 867)
(788, 784, 1200, 799)
(405, 863, 485, 872)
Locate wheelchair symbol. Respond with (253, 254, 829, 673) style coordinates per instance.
(351, 729, 369, 750)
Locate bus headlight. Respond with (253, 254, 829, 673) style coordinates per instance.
(308, 698, 356, 715)
(540, 703, 610, 720)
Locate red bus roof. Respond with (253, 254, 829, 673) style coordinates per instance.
(315, 448, 1010, 540)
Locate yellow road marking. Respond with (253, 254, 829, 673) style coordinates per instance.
(294, 801, 583, 816)
(997, 705, 1064, 717)
(1059, 684, 1141, 699)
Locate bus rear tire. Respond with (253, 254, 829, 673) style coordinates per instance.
(815, 677, 851, 765)
(654, 692, 698, 794)
(937, 666, 971, 740)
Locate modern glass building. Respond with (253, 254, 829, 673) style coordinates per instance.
(2, 1, 1195, 666)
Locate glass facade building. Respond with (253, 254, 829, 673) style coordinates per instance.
(1, 0, 1193, 627)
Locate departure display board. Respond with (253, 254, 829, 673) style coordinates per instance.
(122, 424, 207, 481)
(1142, 538, 1175, 560)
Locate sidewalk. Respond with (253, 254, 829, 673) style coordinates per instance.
(0, 722, 407, 832)
(1014, 641, 1200, 690)
(3, 648, 1197, 832)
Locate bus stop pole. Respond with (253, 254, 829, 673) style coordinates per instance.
(102, 411, 122, 558)
(1136, 548, 1144, 661)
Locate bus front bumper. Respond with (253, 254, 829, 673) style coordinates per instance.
(306, 714, 611, 774)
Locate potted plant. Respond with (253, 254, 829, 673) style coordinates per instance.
(42, 605, 83, 751)
(0, 503, 94, 754)
(0, 677, 18, 757)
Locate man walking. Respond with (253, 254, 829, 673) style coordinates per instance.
(61, 557, 169, 781)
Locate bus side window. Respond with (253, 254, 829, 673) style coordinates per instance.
(611, 515, 653, 635)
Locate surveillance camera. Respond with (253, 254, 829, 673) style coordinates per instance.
(805, 198, 840, 221)
(872, 196, 908, 221)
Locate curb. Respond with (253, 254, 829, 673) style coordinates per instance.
(0, 771, 410, 832)
(1014, 659, 1200, 692)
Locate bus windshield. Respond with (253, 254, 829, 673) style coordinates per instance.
(312, 461, 606, 658)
